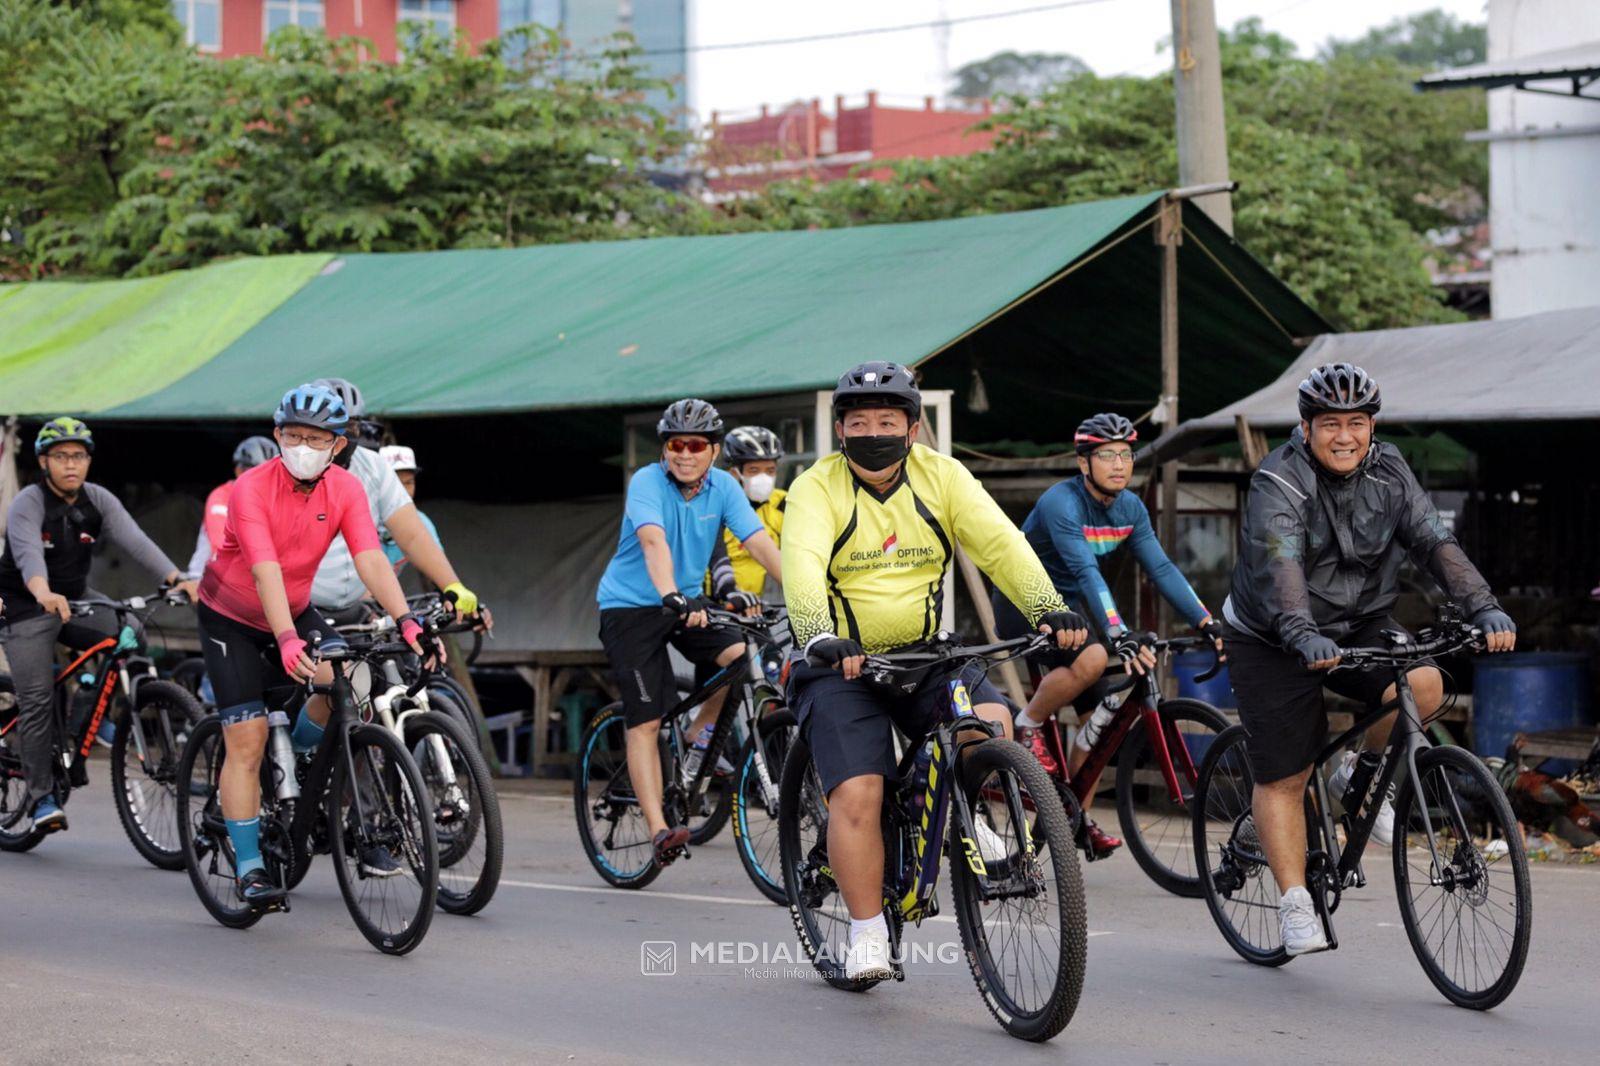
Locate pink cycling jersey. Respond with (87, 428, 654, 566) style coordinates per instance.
(202, 480, 233, 558)
(199, 458, 380, 631)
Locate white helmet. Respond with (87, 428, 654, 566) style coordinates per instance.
(380, 445, 419, 473)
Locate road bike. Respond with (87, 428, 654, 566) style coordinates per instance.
(574, 608, 796, 898)
(0, 590, 204, 868)
(1192, 605, 1532, 1009)
(177, 634, 440, 954)
(779, 632, 1086, 1042)
(1025, 634, 1229, 896)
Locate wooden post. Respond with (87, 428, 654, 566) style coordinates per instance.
(954, 546, 1028, 708)
(1234, 413, 1269, 470)
(1170, 0, 1233, 233)
(1156, 198, 1182, 642)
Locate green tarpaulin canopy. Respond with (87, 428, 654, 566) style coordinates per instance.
(0, 256, 331, 415)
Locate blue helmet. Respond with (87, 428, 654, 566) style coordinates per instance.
(274, 384, 349, 436)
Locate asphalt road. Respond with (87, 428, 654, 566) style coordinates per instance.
(1, 775, 1592, 1065)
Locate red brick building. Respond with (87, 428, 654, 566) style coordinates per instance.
(173, 0, 497, 62)
(703, 92, 997, 198)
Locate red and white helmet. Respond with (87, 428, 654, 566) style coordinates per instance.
(380, 445, 419, 473)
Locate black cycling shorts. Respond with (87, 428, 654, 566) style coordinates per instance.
(197, 601, 342, 727)
(1224, 617, 1434, 784)
(789, 659, 1006, 796)
(599, 606, 745, 727)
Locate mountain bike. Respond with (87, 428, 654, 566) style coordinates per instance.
(177, 636, 440, 955)
(1192, 605, 1532, 1009)
(779, 632, 1086, 1042)
(0, 590, 204, 869)
(333, 601, 503, 916)
(574, 608, 796, 897)
(1025, 634, 1229, 896)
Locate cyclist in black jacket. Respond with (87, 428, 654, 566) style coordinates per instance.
(1221, 363, 1516, 956)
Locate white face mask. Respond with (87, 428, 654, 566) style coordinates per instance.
(743, 472, 776, 503)
(281, 443, 335, 481)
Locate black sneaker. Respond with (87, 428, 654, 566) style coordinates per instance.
(358, 843, 403, 878)
(236, 868, 287, 907)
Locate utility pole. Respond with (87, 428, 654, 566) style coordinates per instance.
(1169, 0, 1233, 234)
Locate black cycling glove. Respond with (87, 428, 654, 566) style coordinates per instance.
(1291, 633, 1342, 668)
(1200, 619, 1224, 644)
(1110, 632, 1145, 663)
(1473, 608, 1516, 636)
(1039, 610, 1088, 641)
(662, 592, 709, 620)
(807, 636, 865, 668)
(724, 590, 762, 613)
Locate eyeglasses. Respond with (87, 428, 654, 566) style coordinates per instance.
(280, 430, 337, 450)
(46, 451, 90, 465)
(1090, 450, 1135, 466)
(665, 438, 712, 455)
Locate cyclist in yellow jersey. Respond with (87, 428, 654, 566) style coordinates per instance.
(707, 426, 787, 602)
(782, 361, 1090, 982)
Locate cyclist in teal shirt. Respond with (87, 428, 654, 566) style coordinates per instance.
(378, 445, 439, 570)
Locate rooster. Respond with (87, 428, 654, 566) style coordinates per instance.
(1501, 735, 1600, 848)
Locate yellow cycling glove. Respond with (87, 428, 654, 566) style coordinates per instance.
(443, 581, 479, 615)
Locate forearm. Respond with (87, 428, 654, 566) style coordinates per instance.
(186, 528, 212, 579)
(97, 489, 179, 580)
(250, 563, 299, 637)
(354, 550, 412, 620)
(639, 536, 679, 598)
(744, 531, 783, 583)
(25, 575, 54, 600)
(389, 507, 459, 589)
(1425, 541, 1499, 616)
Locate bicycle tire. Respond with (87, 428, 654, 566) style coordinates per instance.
(176, 715, 264, 930)
(111, 680, 204, 870)
(1192, 725, 1290, 967)
(573, 703, 662, 890)
(1115, 698, 1230, 898)
(950, 738, 1087, 1042)
(425, 683, 483, 749)
(406, 710, 504, 916)
(1392, 744, 1532, 1010)
(328, 723, 439, 955)
(0, 731, 46, 852)
(733, 709, 797, 905)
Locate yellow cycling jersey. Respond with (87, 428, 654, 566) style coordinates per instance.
(783, 444, 1065, 654)
(723, 489, 785, 595)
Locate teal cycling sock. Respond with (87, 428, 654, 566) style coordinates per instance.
(290, 713, 326, 754)
(225, 817, 264, 877)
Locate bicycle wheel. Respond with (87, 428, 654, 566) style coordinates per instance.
(573, 703, 661, 889)
(1392, 744, 1532, 1010)
(111, 680, 204, 870)
(733, 709, 797, 904)
(0, 714, 46, 852)
(329, 724, 439, 955)
(1115, 698, 1230, 897)
(168, 657, 212, 708)
(949, 738, 1086, 1042)
(1192, 725, 1289, 966)
(406, 711, 503, 916)
(176, 715, 263, 930)
(425, 683, 483, 752)
(681, 707, 735, 847)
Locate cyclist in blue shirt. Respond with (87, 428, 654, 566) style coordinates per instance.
(596, 399, 782, 867)
(993, 413, 1222, 855)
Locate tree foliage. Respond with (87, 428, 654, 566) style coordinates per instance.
(950, 50, 1090, 100)
(1322, 8, 1486, 69)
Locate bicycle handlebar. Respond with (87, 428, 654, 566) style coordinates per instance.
(1332, 623, 1484, 669)
(68, 589, 191, 616)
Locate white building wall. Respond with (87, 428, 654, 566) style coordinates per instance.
(1486, 0, 1600, 318)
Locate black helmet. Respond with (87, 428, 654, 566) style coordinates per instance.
(274, 384, 349, 435)
(1297, 363, 1381, 422)
(1074, 413, 1138, 454)
(832, 361, 921, 420)
(312, 377, 366, 418)
(232, 435, 278, 469)
(657, 398, 724, 441)
(723, 426, 784, 465)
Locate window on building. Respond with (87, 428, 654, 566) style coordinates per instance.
(264, 0, 325, 36)
(172, 0, 221, 51)
(400, 0, 457, 39)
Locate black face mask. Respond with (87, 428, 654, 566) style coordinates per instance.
(842, 434, 911, 473)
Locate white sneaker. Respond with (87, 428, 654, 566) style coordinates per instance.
(844, 927, 894, 981)
(1278, 886, 1329, 956)
(973, 818, 1011, 867)
(1329, 753, 1397, 847)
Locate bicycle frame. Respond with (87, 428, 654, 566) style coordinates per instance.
(1061, 673, 1201, 811)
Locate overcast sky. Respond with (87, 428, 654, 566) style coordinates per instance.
(690, 0, 1489, 118)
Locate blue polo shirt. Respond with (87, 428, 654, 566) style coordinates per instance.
(597, 464, 764, 610)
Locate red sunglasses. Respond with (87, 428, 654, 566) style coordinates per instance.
(665, 438, 712, 455)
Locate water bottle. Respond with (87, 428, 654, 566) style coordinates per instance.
(1075, 702, 1117, 753)
(909, 740, 933, 815)
(682, 723, 714, 783)
(267, 710, 301, 800)
(67, 672, 99, 739)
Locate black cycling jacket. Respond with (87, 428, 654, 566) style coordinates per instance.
(1222, 428, 1499, 649)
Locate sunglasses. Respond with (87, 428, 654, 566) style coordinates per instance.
(665, 438, 712, 455)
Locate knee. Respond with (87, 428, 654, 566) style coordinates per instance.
(716, 642, 746, 667)
(1258, 769, 1309, 800)
(828, 777, 882, 830)
(1076, 644, 1109, 677)
(1410, 667, 1444, 709)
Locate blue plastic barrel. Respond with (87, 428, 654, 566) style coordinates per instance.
(1472, 652, 1593, 761)
(1172, 650, 1236, 709)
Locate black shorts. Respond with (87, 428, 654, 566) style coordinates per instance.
(1224, 617, 1429, 784)
(197, 602, 343, 727)
(599, 607, 745, 727)
(991, 588, 1107, 710)
(789, 659, 1006, 795)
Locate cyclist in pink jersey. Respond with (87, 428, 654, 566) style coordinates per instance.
(195, 384, 437, 907)
(184, 436, 277, 578)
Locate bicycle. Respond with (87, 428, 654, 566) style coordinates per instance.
(574, 607, 796, 897)
(176, 634, 440, 955)
(334, 600, 504, 916)
(0, 590, 204, 869)
(1025, 634, 1230, 896)
(779, 632, 1086, 1042)
(1192, 605, 1533, 1009)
